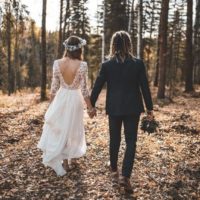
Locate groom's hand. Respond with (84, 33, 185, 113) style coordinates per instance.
(87, 107, 96, 118)
(147, 110, 154, 120)
(90, 110, 96, 118)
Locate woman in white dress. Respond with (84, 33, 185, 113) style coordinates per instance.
(37, 36, 96, 176)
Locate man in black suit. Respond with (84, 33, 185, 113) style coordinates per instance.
(89, 31, 153, 193)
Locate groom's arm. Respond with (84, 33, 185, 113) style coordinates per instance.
(90, 64, 106, 107)
(139, 60, 153, 111)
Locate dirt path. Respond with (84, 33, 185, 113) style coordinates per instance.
(0, 91, 199, 199)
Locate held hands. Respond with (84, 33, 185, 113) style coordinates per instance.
(87, 107, 97, 118)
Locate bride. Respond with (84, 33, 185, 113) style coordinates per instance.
(37, 36, 96, 176)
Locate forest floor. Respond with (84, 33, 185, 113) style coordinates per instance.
(0, 88, 200, 200)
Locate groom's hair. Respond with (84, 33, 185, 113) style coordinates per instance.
(109, 31, 134, 62)
(63, 36, 83, 60)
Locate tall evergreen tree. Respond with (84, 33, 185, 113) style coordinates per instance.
(27, 21, 40, 88)
(41, 0, 47, 100)
(57, 0, 64, 58)
(70, 0, 90, 37)
(5, 1, 12, 95)
(62, 0, 70, 40)
(194, 0, 200, 84)
(13, 1, 28, 90)
(104, 0, 129, 55)
(185, 0, 194, 92)
(157, 0, 170, 99)
(0, 7, 7, 92)
(143, 0, 161, 71)
(137, 0, 143, 59)
(1, 0, 28, 94)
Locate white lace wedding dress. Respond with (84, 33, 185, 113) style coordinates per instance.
(37, 60, 89, 176)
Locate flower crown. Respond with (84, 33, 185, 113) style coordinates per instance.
(63, 38, 87, 51)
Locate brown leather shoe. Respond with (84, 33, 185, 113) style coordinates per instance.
(120, 176, 133, 193)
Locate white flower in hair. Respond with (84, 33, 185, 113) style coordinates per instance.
(63, 38, 87, 51)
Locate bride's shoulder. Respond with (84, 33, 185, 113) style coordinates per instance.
(80, 61, 88, 70)
(52, 58, 66, 69)
(53, 58, 64, 64)
(52, 59, 60, 66)
(51, 59, 59, 70)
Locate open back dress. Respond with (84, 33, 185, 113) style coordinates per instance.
(37, 60, 89, 176)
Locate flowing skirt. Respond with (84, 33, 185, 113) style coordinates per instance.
(37, 87, 87, 176)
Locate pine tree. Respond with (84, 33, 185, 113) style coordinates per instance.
(143, 0, 161, 72)
(13, 1, 28, 90)
(1, 0, 28, 93)
(70, 0, 90, 37)
(5, 1, 12, 95)
(157, 0, 170, 99)
(137, 0, 143, 59)
(27, 21, 40, 89)
(104, 0, 129, 55)
(185, 0, 194, 92)
(57, 0, 64, 58)
(41, 0, 47, 101)
(194, 0, 200, 84)
(0, 6, 5, 90)
(62, 0, 70, 40)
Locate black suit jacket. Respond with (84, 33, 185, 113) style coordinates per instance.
(90, 57, 153, 116)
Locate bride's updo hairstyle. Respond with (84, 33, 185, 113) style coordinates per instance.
(109, 31, 134, 62)
(63, 36, 87, 60)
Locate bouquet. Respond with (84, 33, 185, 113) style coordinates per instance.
(140, 115, 159, 134)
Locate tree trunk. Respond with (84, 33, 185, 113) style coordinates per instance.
(157, 0, 169, 99)
(41, 0, 47, 101)
(146, 0, 155, 71)
(137, 0, 143, 59)
(194, 0, 200, 84)
(185, 0, 194, 92)
(6, 4, 12, 96)
(57, 0, 63, 58)
(102, 0, 105, 62)
(154, 7, 162, 87)
(14, 22, 20, 90)
(0, 16, 2, 88)
(128, 0, 134, 33)
(169, 10, 180, 98)
(62, 0, 70, 40)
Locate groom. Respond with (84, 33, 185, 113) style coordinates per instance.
(90, 31, 153, 193)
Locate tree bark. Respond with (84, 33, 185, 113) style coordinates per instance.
(62, 0, 70, 40)
(194, 0, 200, 84)
(57, 0, 63, 58)
(14, 21, 20, 90)
(41, 0, 47, 101)
(137, 0, 143, 59)
(6, 4, 12, 96)
(154, 21, 161, 87)
(185, 0, 194, 92)
(128, 0, 134, 33)
(157, 0, 169, 99)
(102, 0, 105, 62)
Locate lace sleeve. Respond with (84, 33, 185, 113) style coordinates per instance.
(50, 61, 60, 96)
(80, 62, 90, 98)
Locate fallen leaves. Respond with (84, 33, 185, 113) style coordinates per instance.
(0, 90, 200, 199)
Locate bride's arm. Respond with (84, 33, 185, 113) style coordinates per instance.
(50, 61, 60, 103)
(80, 63, 96, 116)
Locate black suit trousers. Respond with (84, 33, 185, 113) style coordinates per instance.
(108, 114, 140, 178)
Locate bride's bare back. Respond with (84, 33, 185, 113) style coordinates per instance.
(58, 57, 81, 85)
